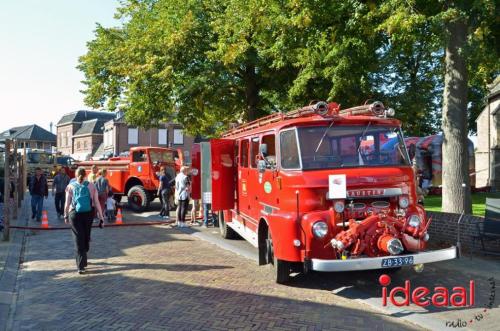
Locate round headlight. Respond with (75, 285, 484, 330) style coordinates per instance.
(334, 201, 345, 213)
(312, 221, 328, 238)
(408, 214, 421, 228)
(399, 196, 409, 209)
(386, 108, 395, 117)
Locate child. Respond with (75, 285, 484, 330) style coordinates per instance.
(105, 191, 116, 222)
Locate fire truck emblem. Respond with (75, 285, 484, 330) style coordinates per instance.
(264, 181, 272, 194)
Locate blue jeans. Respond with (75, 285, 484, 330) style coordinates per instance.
(203, 203, 211, 226)
(31, 194, 44, 221)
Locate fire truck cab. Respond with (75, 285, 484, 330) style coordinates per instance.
(194, 101, 457, 283)
(77, 147, 181, 212)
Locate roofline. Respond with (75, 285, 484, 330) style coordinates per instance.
(72, 133, 104, 138)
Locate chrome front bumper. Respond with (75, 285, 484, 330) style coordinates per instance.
(310, 246, 457, 272)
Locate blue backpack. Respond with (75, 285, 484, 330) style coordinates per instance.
(71, 181, 92, 213)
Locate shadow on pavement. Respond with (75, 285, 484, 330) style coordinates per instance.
(83, 262, 233, 275)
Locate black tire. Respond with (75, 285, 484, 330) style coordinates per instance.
(113, 195, 123, 204)
(127, 185, 150, 212)
(266, 230, 291, 284)
(218, 211, 237, 239)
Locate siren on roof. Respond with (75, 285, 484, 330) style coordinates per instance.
(313, 101, 329, 116)
(370, 101, 385, 116)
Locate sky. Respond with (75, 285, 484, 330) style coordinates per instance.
(0, 0, 120, 133)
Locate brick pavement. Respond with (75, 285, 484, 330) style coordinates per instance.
(7, 223, 419, 330)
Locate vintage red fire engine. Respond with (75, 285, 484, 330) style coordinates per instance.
(192, 101, 457, 283)
(77, 147, 182, 212)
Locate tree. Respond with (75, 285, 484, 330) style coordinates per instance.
(79, 0, 389, 135)
(378, 0, 499, 213)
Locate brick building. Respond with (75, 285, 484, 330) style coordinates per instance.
(101, 112, 194, 163)
(0, 124, 56, 151)
(57, 110, 194, 162)
(475, 76, 500, 189)
(56, 110, 115, 159)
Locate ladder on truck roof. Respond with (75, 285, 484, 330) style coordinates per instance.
(222, 101, 336, 137)
(221, 100, 388, 137)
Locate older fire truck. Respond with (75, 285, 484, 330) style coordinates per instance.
(194, 101, 457, 283)
(77, 147, 182, 212)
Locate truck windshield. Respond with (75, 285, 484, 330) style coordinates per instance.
(281, 125, 410, 170)
(149, 150, 174, 163)
(27, 152, 54, 164)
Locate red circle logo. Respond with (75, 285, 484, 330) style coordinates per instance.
(379, 274, 391, 286)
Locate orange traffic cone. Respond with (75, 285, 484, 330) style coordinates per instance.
(115, 209, 123, 225)
(41, 210, 49, 228)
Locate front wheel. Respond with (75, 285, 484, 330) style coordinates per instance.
(266, 230, 291, 284)
(127, 185, 150, 212)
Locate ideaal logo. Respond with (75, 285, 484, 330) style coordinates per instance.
(379, 274, 475, 307)
(379, 275, 496, 328)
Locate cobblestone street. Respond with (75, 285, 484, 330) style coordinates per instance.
(5, 215, 418, 330)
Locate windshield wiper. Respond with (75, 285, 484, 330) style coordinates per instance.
(357, 121, 372, 154)
(314, 120, 335, 153)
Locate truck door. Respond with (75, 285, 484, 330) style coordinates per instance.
(246, 136, 261, 228)
(190, 144, 201, 200)
(238, 139, 250, 215)
(258, 133, 278, 216)
(210, 139, 236, 211)
(131, 149, 150, 181)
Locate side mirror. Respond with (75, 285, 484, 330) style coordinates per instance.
(258, 160, 266, 173)
(408, 144, 416, 160)
(259, 143, 268, 157)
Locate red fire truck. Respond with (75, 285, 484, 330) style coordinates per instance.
(193, 101, 457, 283)
(77, 147, 182, 212)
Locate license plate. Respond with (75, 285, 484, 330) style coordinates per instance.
(381, 256, 414, 268)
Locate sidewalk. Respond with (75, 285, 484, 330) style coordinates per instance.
(0, 196, 29, 331)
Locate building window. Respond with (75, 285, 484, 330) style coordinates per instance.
(63, 132, 68, 147)
(128, 128, 138, 145)
(77, 141, 81, 150)
(104, 129, 113, 147)
(37, 142, 43, 149)
(84, 141, 88, 149)
(173, 129, 183, 145)
(158, 129, 167, 145)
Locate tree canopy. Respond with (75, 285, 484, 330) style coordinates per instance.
(79, 0, 498, 139)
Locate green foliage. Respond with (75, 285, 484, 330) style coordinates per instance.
(78, 0, 499, 137)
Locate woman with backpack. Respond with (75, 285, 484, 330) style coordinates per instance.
(63, 167, 104, 274)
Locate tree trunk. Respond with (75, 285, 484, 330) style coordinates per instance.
(441, 19, 472, 214)
(243, 62, 259, 121)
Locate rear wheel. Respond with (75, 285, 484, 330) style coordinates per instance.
(218, 211, 237, 239)
(266, 230, 291, 284)
(127, 185, 150, 212)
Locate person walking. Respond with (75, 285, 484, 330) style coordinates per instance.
(95, 169, 110, 215)
(29, 167, 48, 222)
(64, 167, 104, 274)
(175, 166, 190, 227)
(157, 167, 172, 220)
(52, 168, 70, 218)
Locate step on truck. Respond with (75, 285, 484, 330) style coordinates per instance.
(192, 101, 457, 283)
(77, 147, 182, 212)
